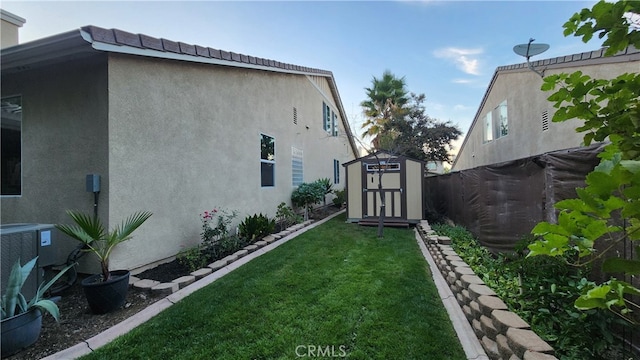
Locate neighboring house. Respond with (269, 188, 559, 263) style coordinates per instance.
(0, 9, 25, 48)
(1, 25, 358, 272)
(452, 46, 640, 171)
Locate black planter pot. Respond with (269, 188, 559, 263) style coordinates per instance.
(1, 308, 42, 357)
(81, 270, 130, 314)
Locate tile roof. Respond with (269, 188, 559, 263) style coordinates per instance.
(497, 46, 639, 72)
(81, 25, 332, 76)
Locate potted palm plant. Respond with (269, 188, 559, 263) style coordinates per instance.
(56, 210, 152, 314)
(1, 257, 74, 357)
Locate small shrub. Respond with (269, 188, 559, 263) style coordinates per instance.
(200, 207, 238, 246)
(316, 178, 333, 205)
(332, 189, 346, 208)
(276, 202, 303, 229)
(291, 182, 325, 220)
(177, 246, 207, 272)
(239, 213, 275, 242)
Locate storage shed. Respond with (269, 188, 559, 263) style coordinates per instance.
(344, 151, 425, 226)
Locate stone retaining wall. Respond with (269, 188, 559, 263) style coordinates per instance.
(418, 222, 558, 360)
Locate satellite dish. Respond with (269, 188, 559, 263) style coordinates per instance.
(513, 43, 550, 58)
(512, 38, 550, 77)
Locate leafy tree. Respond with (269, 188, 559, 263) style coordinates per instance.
(528, 0, 640, 324)
(360, 70, 410, 142)
(379, 93, 462, 162)
(359, 73, 461, 237)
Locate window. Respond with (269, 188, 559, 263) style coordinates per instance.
(483, 100, 508, 143)
(260, 134, 275, 187)
(293, 107, 298, 125)
(323, 102, 339, 136)
(292, 147, 303, 186)
(1, 96, 22, 196)
(332, 111, 338, 136)
(333, 159, 340, 184)
(497, 101, 508, 137)
(483, 112, 493, 143)
(366, 162, 400, 172)
(323, 102, 331, 132)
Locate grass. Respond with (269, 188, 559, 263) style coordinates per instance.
(81, 214, 466, 360)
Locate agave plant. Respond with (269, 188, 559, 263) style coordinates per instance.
(1, 257, 74, 321)
(55, 210, 152, 282)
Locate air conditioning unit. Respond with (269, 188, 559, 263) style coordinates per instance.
(1, 224, 62, 299)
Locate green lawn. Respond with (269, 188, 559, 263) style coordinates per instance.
(81, 213, 466, 360)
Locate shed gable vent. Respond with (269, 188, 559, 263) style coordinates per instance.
(293, 107, 298, 125)
(542, 110, 549, 131)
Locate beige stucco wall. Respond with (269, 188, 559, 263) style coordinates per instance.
(1, 56, 109, 272)
(453, 59, 639, 171)
(106, 54, 355, 270)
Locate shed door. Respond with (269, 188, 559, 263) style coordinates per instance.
(362, 165, 404, 219)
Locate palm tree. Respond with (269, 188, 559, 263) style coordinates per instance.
(360, 70, 410, 144)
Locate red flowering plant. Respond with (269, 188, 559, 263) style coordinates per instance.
(200, 208, 238, 245)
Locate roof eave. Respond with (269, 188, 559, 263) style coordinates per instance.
(1, 29, 95, 72)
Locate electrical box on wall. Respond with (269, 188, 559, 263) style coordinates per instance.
(86, 174, 100, 193)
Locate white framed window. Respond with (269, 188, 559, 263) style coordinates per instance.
(1, 96, 22, 196)
(333, 159, 340, 184)
(483, 112, 493, 143)
(323, 102, 331, 132)
(496, 101, 508, 138)
(323, 102, 339, 136)
(332, 111, 338, 136)
(292, 147, 303, 186)
(483, 100, 508, 143)
(260, 133, 275, 187)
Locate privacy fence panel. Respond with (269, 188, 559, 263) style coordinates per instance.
(425, 143, 605, 253)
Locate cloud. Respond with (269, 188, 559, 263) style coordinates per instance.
(452, 78, 473, 84)
(434, 47, 483, 75)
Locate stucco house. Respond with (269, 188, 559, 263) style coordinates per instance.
(1, 25, 358, 272)
(452, 46, 639, 171)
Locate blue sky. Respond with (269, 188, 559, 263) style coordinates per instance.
(3, 1, 600, 150)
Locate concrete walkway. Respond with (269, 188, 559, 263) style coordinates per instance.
(44, 212, 485, 359)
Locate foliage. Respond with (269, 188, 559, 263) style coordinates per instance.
(1, 257, 74, 321)
(198, 207, 244, 261)
(291, 181, 325, 220)
(200, 208, 238, 244)
(332, 189, 346, 207)
(56, 210, 152, 282)
(239, 213, 276, 241)
(316, 177, 333, 206)
(176, 246, 207, 272)
(527, 0, 640, 323)
(360, 72, 461, 162)
(275, 202, 303, 229)
(434, 224, 627, 359)
(360, 70, 409, 140)
(379, 93, 462, 163)
(563, 0, 640, 57)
